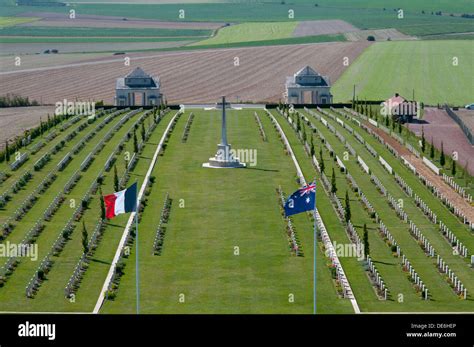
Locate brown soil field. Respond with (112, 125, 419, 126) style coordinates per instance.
(0, 41, 370, 105)
(344, 28, 416, 41)
(366, 117, 474, 224)
(293, 20, 359, 37)
(19, 12, 225, 30)
(455, 109, 474, 133)
(0, 106, 55, 148)
(407, 108, 474, 176)
(0, 53, 113, 73)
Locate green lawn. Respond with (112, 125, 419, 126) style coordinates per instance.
(333, 41, 474, 106)
(101, 109, 349, 314)
(192, 22, 297, 46)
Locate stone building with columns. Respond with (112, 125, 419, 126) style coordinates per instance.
(115, 67, 162, 106)
(285, 66, 332, 105)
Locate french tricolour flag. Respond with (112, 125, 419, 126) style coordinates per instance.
(103, 183, 137, 219)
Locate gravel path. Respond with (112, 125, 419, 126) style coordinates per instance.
(366, 119, 474, 224)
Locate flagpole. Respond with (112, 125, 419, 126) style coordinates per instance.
(135, 184, 140, 315)
(313, 204, 317, 314)
(313, 185, 317, 315)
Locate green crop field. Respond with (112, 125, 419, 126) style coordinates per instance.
(0, 26, 212, 38)
(332, 40, 474, 106)
(0, 16, 38, 27)
(1, 1, 473, 38)
(192, 22, 297, 46)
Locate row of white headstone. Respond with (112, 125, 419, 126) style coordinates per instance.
(33, 153, 50, 172)
(414, 193, 437, 224)
(418, 172, 473, 230)
(437, 255, 467, 299)
(43, 191, 65, 221)
(182, 112, 196, 143)
(371, 174, 387, 196)
(60, 114, 82, 132)
(366, 256, 389, 300)
(442, 173, 472, 202)
(64, 170, 81, 194)
(9, 152, 29, 171)
(365, 142, 377, 158)
(405, 142, 420, 158)
(65, 219, 105, 298)
(409, 220, 435, 257)
(153, 193, 171, 254)
(25, 255, 53, 298)
(394, 173, 413, 197)
(402, 255, 429, 300)
(439, 221, 469, 258)
(378, 220, 398, 249)
(387, 193, 408, 222)
(354, 130, 365, 145)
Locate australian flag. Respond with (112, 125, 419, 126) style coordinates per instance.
(284, 182, 316, 217)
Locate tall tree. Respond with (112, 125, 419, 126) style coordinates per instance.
(310, 136, 315, 157)
(113, 165, 119, 192)
(363, 223, 370, 259)
(319, 148, 325, 173)
(451, 158, 456, 176)
(82, 220, 89, 255)
(421, 126, 426, 153)
(99, 187, 106, 220)
(440, 142, 445, 166)
(5, 141, 9, 162)
(429, 138, 434, 159)
(133, 130, 138, 153)
(344, 190, 351, 223)
(141, 122, 146, 142)
(331, 168, 337, 194)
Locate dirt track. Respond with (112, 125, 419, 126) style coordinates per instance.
(0, 41, 370, 105)
(366, 121, 474, 225)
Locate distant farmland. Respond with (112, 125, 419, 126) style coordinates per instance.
(0, 41, 370, 104)
(332, 40, 474, 105)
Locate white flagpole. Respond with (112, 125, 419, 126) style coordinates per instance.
(313, 182, 317, 315)
(135, 186, 140, 315)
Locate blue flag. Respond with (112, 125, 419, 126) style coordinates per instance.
(284, 182, 316, 217)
